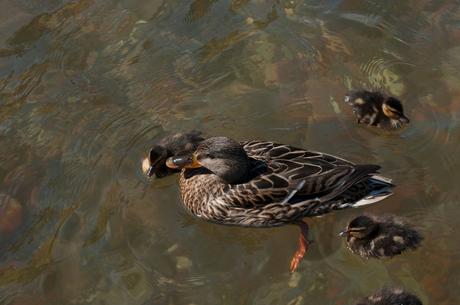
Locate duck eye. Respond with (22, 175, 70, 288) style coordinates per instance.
(207, 153, 215, 159)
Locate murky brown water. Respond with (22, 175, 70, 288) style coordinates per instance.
(1, 0, 460, 304)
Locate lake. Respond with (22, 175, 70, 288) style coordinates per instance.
(1, 0, 459, 304)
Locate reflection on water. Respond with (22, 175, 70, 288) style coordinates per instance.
(1, 0, 459, 304)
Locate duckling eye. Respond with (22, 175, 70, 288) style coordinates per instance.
(206, 153, 215, 159)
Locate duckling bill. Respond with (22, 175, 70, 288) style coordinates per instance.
(340, 214, 423, 259)
(356, 287, 423, 305)
(344, 90, 410, 129)
(141, 130, 204, 179)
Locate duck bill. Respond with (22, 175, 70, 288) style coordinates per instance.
(399, 115, 410, 124)
(338, 229, 348, 237)
(166, 153, 202, 169)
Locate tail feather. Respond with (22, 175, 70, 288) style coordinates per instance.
(352, 191, 393, 207)
(351, 175, 394, 207)
(331, 174, 394, 210)
(319, 164, 382, 203)
(295, 173, 394, 218)
(370, 174, 393, 184)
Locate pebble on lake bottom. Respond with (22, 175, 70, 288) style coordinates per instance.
(0, 193, 23, 236)
(176, 256, 192, 271)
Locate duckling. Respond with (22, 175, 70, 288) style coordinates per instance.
(339, 214, 423, 258)
(356, 287, 423, 305)
(142, 130, 205, 178)
(344, 90, 410, 129)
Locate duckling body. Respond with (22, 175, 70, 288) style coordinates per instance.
(142, 130, 205, 178)
(165, 136, 394, 271)
(344, 90, 410, 129)
(356, 287, 423, 305)
(340, 215, 423, 258)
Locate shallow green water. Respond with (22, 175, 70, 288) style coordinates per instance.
(1, 0, 460, 304)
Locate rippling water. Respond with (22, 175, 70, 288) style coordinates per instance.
(1, 0, 460, 304)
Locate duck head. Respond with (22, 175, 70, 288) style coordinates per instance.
(166, 136, 251, 184)
(382, 97, 410, 127)
(339, 215, 379, 239)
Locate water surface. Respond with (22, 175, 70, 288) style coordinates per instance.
(1, 0, 460, 304)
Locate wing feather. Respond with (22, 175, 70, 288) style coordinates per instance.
(224, 141, 380, 208)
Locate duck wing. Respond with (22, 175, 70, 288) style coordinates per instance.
(227, 141, 381, 208)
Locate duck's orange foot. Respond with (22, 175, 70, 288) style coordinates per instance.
(289, 220, 310, 273)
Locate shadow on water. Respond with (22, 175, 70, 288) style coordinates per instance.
(1, 0, 460, 304)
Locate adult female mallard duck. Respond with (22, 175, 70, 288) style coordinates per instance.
(339, 214, 423, 258)
(356, 287, 423, 305)
(142, 130, 205, 178)
(159, 136, 394, 272)
(344, 90, 410, 129)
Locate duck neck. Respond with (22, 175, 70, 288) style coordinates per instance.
(213, 157, 251, 185)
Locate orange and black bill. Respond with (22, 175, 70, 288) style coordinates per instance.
(166, 153, 202, 169)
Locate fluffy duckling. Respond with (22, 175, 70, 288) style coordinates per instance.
(356, 287, 423, 305)
(344, 90, 410, 129)
(142, 130, 205, 178)
(339, 215, 422, 258)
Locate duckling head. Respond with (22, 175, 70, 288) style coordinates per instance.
(166, 137, 251, 184)
(382, 97, 410, 127)
(142, 131, 205, 179)
(340, 215, 379, 239)
(142, 145, 169, 178)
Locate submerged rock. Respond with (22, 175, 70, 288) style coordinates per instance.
(176, 256, 193, 271)
(0, 193, 23, 237)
